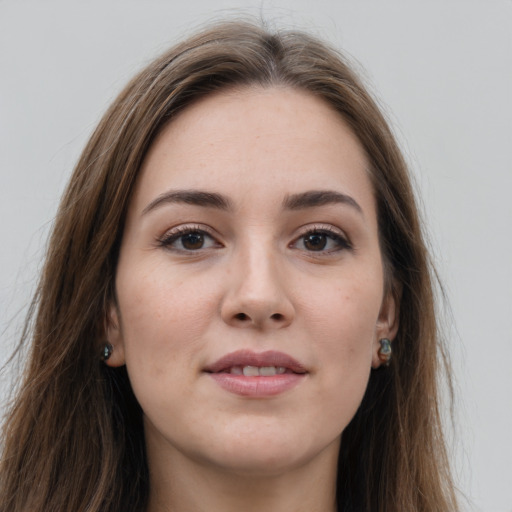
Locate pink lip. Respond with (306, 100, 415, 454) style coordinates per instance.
(204, 349, 307, 374)
(204, 350, 308, 398)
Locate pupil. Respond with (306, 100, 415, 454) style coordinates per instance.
(304, 233, 326, 251)
(182, 232, 204, 250)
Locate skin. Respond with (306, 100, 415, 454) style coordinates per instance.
(107, 86, 398, 512)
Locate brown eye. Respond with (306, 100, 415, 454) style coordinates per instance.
(292, 228, 351, 254)
(159, 228, 219, 251)
(303, 233, 327, 251)
(181, 232, 205, 250)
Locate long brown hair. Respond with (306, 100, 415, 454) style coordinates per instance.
(0, 20, 458, 511)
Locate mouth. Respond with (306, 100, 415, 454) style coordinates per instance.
(217, 365, 294, 376)
(204, 349, 308, 375)
(204, 350, 308, 397)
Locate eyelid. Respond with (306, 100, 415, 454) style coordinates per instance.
(156, 222, 351, 253)
(295, 222, 346, 236)
(157, 223, 221, 250)
(291, 223, 352, 251)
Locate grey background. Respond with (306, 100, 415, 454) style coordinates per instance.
(1, 1, 511, 510)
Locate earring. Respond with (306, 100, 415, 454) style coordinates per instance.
(378, 338, 392, 366)
(102, 342, 113, 361)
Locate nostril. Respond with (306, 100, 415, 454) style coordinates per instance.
(231, 312, 288, 324)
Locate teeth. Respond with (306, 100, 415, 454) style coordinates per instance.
(242, 366, 260, 377)
(228, 366, 288, 376)
(259, 366, 277, 376)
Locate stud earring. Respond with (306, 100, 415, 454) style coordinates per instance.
(378, 338, 392, 366)
(102, 342, 113, 361)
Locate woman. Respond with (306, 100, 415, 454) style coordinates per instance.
(0, 20, 459, 511)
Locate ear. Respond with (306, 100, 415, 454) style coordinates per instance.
(371, 287, 400, 369)
(103, 303, 126, 367)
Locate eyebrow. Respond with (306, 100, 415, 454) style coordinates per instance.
(142, 189, 232, 215)
(142, 188, 363, 216)
(283, 190, 363, 215)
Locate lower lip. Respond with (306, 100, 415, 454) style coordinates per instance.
(207, 373, 306, 397)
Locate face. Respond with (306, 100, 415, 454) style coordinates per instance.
(107, 87, 397, 477)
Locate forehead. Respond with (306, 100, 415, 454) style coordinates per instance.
(132, 86, 375, 218)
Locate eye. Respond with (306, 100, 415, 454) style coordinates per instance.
(292, 227, 351, 253)
(158, 226, 220, 251)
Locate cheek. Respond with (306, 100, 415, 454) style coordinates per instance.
(114, 267, 218, 432)
(115, 261, 221, 377)
(304, 271, 383, 349)
(301, 271, 382, 417)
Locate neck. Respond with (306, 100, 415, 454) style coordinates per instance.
(145, 435, 339, 512)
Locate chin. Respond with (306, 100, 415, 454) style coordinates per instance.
(197, 422, 337, 477)
(208, 446, 310, 477)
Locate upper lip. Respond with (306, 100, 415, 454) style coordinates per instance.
(204, 350, 308, 374)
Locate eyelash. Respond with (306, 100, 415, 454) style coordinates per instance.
(158, 225, 219, 252)
(157, 224, 352, 254)
(291, 225, 352, 254)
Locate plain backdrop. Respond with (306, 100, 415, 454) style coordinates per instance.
(1, 1, 511, 510)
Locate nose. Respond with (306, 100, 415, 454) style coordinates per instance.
(220, 241, 295, 330)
